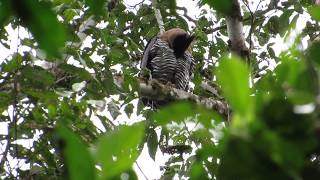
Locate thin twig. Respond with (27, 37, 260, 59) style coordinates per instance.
(204, 25, 227, 34)
(12, 23, 20, 177)
(183, 121, 200, 149)
(135, 162, 149, 180)
(242, 0, 254, 52)
(0, 134, 10, 169)
(126, 0, 145, 9)
(176, 6, 197, 24)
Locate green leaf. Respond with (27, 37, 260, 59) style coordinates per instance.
(0, 92, 12, 111)
(85, 0, 106, 16)
(216, 56, 252, 118)
(0, 0, 11, 28)
(1, 54, 22, 72)
(159, 0, 176, 12)
(96, 123, 144, 179)
(55, 125, 96, 180)
(306, 41, 320, 66)
(13, 0, 66, 57)
(58, 64, 93, 80)
(201, 0, 233, 15)
(266, 16, 280, 35)
(110, 169, 139, 180)
(294, 3, 303, 14)
(21, 66, 55, 88)
(107, 101, 120, 120)
(147, 128, 158, 161)
(275, 55, 317, 104)
(47, 104, 57, 119)
(153, 102, 222, 127)
(109, 47, 129, 65)
(123, 72, 140, 93)
(153, 102, 195, 125)
(24, 89, 58, 102)
(279, 10, 293, 36)
(102, 68, 118, 95)
(267, 46, 276, 59)
(190, 161, 209, 180)
(308, 5, 320, 21)
(257, 32, 269, 46)
(124, 103, 134, 118)
(63, 9, 78, 22)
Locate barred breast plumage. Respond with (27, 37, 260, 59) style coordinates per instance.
(141, 28, 195, 91)
(140, 28, 195, 107)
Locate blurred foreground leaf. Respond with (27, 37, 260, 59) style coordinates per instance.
(13, 0, 66, 57)
(216, 56, 253, 119)
(153, 102, 222, 127)
(56, 125, 96, 180)
(96, 123, 144, 179)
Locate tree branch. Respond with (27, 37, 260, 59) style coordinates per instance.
(114, 75, 230, 118)
(204, 25, 227, 34)
(151, 0, 165, 34)
(176, 6, 197, 24)
(225, 0, 249, 60)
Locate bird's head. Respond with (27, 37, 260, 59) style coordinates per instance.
(160, 28, 195, 58)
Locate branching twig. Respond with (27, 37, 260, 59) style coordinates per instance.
(242, 0, 254, 52)
(12, 24, 20, 171)
(204, 25, 227, 34)
(126, 0, 145, 9)
(176, 6, 197, 24)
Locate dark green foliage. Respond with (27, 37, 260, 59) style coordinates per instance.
(55, 125, 96, 180)
(201, 0, 233, 15)
(11, 0, 67, 57)
(308, 5, 320, 21)
(147, 128, 158, 160)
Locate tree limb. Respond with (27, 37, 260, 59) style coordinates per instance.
(114, 75, 230, 118)
(225, 0, 249, 60)
(151, 0, 165, 34)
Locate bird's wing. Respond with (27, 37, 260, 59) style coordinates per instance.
(186, 51, 196, 77)
(141, 36, 157, 69)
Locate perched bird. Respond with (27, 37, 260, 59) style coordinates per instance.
(141, 28, 195, 91)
